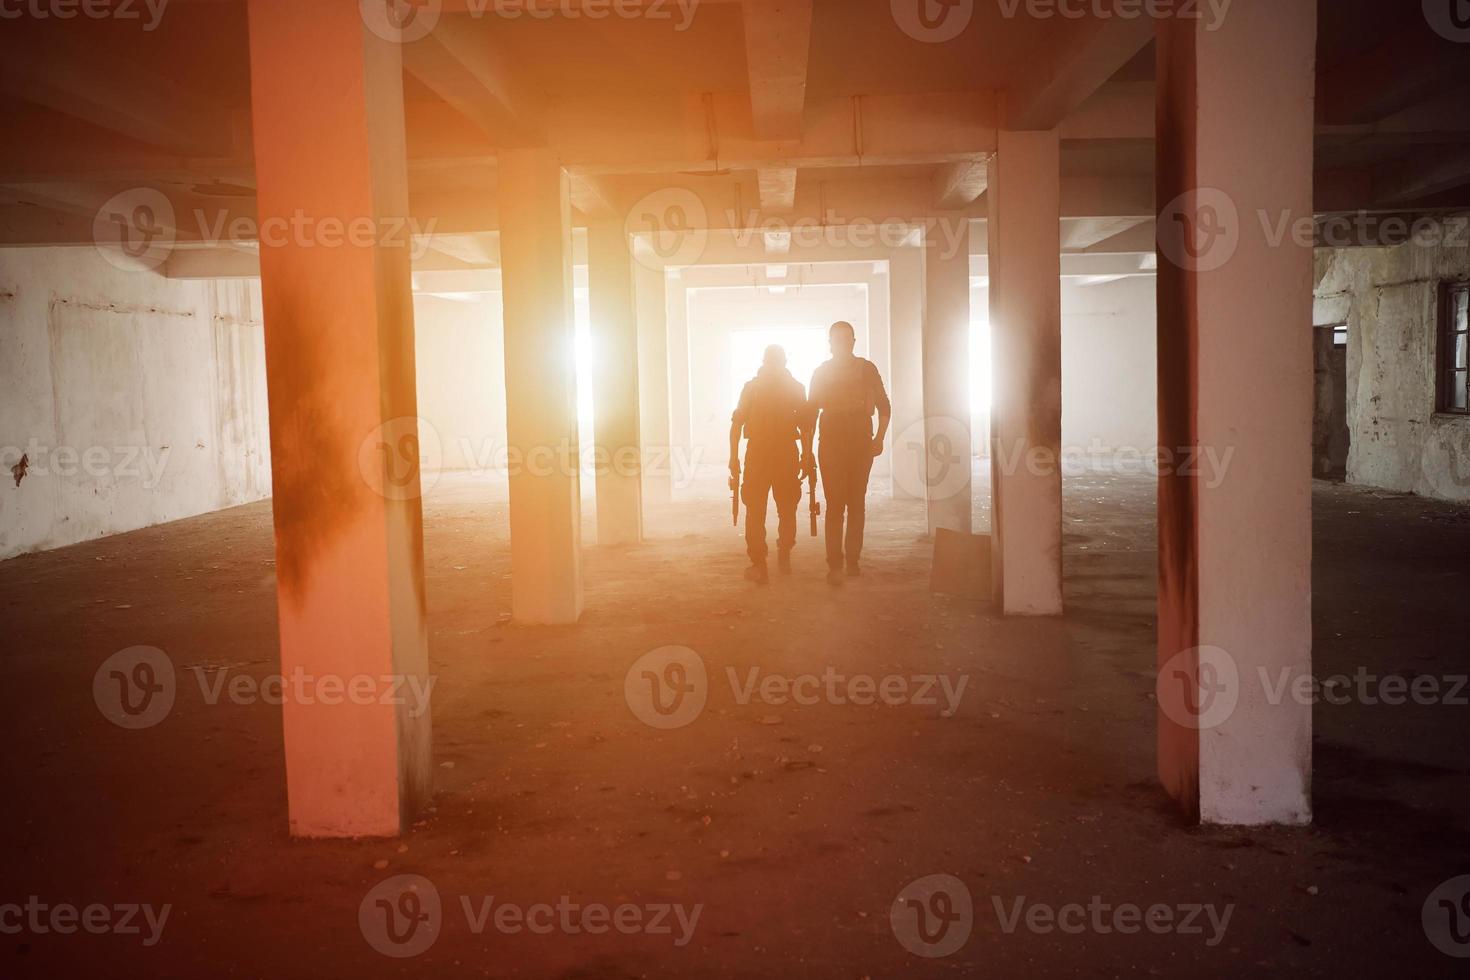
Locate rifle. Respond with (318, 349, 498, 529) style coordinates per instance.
(808, 469, 820, 536)
(730, 466, 740, 526)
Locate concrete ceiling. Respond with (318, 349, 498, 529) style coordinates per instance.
(0, 0, 1467, 253)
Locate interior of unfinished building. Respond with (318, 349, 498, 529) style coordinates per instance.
(1, 0, 1468, 976)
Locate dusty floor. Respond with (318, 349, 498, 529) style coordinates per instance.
(2, 468, 1468, 978)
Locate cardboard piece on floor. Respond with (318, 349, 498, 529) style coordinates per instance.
(929, 529, 992, 600)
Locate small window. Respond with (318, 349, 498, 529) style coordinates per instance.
(1440, 282, 1470, 415)
(1332, 326, 1348, 348)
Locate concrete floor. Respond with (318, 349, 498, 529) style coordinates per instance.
(2, 468, 1468, 978)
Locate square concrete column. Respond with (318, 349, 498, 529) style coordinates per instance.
(921, 221, 973, 535)
(245, 0, 430, 837)
(589, 220, 643, 545)
(499, 148, 583, 624)
(889, 247, 927, 502)
(634, 262, 673, 507)
(666, 275, 693, 455)
(1155, 0, 1315, 825)
(868, 265, 894, 489)
(987, 129, 1064, 616)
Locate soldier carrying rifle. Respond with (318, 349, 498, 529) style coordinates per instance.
(729, 345, 814, 584)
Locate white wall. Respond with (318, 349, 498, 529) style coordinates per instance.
(1315, 230, 1470, 501)
(412, 293, 507, 476)
(0, 249, 515, 561)
(0, 247, 272, 560)
(1060, 276, 1158, 454)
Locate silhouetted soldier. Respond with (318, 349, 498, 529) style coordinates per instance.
(730, 345, 814, 584)
(808, 321, 891, 585)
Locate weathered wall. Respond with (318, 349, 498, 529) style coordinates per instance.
(1314, 229, 1470, 502)
(0, 249, 515, 562)
(0, 247, 272, 560)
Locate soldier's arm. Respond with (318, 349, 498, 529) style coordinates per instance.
(871, 361, 893, 446)
(729, 386, 749, 475)
(797, 383, 815, 464)
(799, 371, 823, 476)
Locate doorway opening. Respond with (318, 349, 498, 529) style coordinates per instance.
(1313, 322, 1350, 481)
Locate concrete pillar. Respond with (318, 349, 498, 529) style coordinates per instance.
(868, 266, 894, 489)
(1155, 0, 1315, 825)
(889, 247, 927, 501)
(634, 262, 673, 506)
(987, 129, 1064, 617)
(588, 221, 643, 545)
(666, 275, 692, 455)
(245, 0, 430, 837)
(921, 222, 973, 535)
(499, 148, 583, 624)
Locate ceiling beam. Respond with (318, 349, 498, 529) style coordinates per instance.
(756, 166, 798, 213)
(1060, 215, 1149, 250)
(742, 0, 814, 141)
(0, 39, 233, 156)
(1373, 148, 1470, 207)
(1316, 27, 1469, 127)
(402, 16, 545, 145)
(932, 157, 989, 210)
(568, 173, 621, 220)
(561, 91, 1000, 174)
(1004, 16, 1153, 131)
